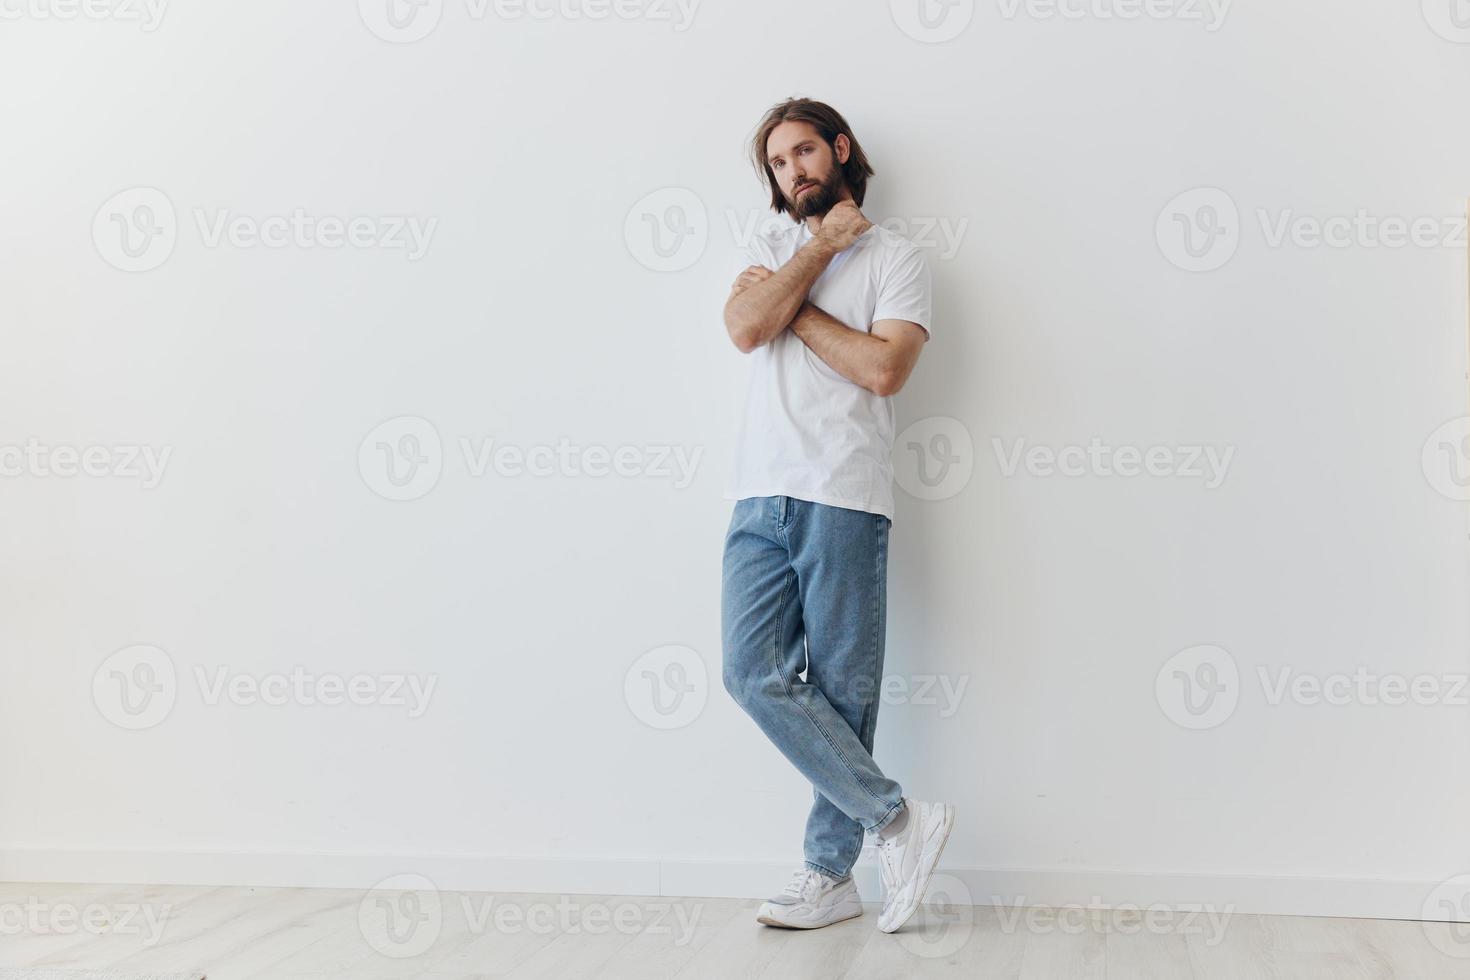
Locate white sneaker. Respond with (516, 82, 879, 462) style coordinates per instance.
(755, 866, 863, 929)
(873, 797, 956, 934)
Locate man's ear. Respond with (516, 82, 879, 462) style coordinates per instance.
(832, 133, 850, 165)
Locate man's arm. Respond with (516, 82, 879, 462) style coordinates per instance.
(789, 302, 928, 396)
(723, 202, 872, 353)
(723, 239, 838, 353)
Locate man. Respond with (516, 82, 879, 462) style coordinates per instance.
(719, 96, 956, 935)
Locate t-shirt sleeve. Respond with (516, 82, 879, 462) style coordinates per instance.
(872, 244, 932, 339)
(745, 234, 776, 271)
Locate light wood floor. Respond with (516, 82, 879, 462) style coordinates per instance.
(2, 880, 1469, 979)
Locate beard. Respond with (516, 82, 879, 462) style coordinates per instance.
(789, 169, 843, 220)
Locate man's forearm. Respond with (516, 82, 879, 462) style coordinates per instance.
(724, 238, 839, 351)
(789, 301, 895, 395)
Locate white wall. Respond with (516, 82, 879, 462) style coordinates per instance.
(3, 0, 1469, 922)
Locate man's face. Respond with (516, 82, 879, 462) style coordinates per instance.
(765, 119, 846, 220)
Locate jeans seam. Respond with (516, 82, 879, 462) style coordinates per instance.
(868, 798, 906, 834)
(771, 565, 889, 813)
(872, 517, 880, 737)
(860, 516, 883, 748)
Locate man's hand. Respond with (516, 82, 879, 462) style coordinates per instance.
(814, 201, 873, 252)
(729, 264, 775, 299)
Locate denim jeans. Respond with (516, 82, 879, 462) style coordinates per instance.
(720, 494, 906, 881)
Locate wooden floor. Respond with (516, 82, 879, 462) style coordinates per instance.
(2, 880, 1468, 979)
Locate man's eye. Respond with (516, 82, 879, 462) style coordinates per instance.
(773, 161, 783, 169)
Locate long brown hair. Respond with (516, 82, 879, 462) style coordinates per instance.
(749, 97, 876, 219)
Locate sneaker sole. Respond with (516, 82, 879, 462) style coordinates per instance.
(878, 802, 955, 934)
(756, 900, 864, 929)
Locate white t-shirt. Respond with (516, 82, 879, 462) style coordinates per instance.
(723, 218, 933, 521)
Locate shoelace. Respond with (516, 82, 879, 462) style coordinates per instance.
(779, 867, 823, 902)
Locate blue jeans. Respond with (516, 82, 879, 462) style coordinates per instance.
(720, 495, 906, 881)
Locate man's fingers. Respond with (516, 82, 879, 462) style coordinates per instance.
(730, 264, 774, 299)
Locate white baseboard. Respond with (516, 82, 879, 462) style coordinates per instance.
(1, 845, 1462, 924)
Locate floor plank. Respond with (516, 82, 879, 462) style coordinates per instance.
(1, 881, 1463, 979)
